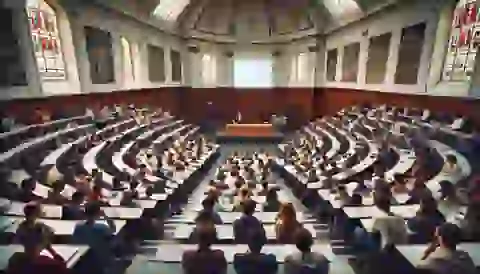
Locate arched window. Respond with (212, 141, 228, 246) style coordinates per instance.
(442, 0, 478, 82)
(26, 0, 66, 80)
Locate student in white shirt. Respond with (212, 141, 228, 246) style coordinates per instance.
(370, 193, 408, 248)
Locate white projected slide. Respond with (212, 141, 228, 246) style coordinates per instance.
(234, 58, 273, 88)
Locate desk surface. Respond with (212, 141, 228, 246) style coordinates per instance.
(226, 124, 273, 127)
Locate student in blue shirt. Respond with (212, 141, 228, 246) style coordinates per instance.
(233, 231, 278, 274)
(72, 202, 116, 274)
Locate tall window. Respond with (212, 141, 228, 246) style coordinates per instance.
(291, 52, 311, 84)
(85, 27, 115, 84)
(27, 0, 65, 80)
(233, 56, 273, 88)
(442, 0, 478, 82)
(326, 49, 338, 82)
(366, 33, 391, 84)
(395, 23, 426, 84)
(120, 37, 134, 81)
(202, 54, 216, 86)
(342, 42, 360, 82)
(171, 50, 182, 82)
(147, 45, 165, 82)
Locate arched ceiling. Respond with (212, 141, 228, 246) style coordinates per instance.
(91, 0, 397, 42)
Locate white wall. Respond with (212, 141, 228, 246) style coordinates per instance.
(186, 38, 318, 88)
(323, 1, 441, 94)
(0, 1, 186, 100)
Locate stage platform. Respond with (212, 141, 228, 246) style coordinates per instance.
(216, 123, 284, 143)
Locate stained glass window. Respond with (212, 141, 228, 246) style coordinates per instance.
(442, 0, 479, 82)
(26, 0, 65, 80)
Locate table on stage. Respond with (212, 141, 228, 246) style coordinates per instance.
(224, 123, 275, 137)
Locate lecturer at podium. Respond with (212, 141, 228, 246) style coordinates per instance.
(233, 111, 242, 124)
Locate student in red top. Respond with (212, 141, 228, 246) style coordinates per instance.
(7, 223, 70, 274)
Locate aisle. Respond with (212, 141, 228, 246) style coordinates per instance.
(161, 143, 330, 243)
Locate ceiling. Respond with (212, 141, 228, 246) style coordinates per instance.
(94, 0, 397, 42)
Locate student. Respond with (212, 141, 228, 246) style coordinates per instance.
(275, 203, 303, 244)
(7, 223, 70, 274)
(418, 223, 476, 274)
(120, 191, 137, 207)
(258, 181, 270, 196)
(284, 228, 329, 274)
(46, 182, 68, 205)
(263, 189, 282, 212)
(196, 197, 223, 225)
(233, 199, 266, 244)
(182, 225, 227, 274)
(334, 185, 352, 206)
(371, 194, 408, 247)
(459, 201, 480, 240)
(72, 202, 116, 274)
(233, 231, 278, 274)
(62, 192, 85, 220)
(89, 185, 107, 204)
(408, 196, 446, 241)
(15, 203, 54, 245)
(442, 155, 461, 176)
(391, 174, 409, 194)
(233, 188, 252, 212)
(17, 179, 42, 203)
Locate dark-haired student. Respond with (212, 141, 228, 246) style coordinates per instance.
(418, 223, 476, 274)
(233, 199, 266, 244)
(7, 223, 70, 274)
(15, 203, 54, 244)
(62, 192, 85, 220)
(234, 232, 278, 274)
(284, 228, 329, 274)
(408, 196, 445, 241)
(182, 225, 227, 274)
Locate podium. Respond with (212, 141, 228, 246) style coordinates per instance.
(217, 123, 283, 142)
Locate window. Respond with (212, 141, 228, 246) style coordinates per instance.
(0, 8, 27, 86)
(85, 27, 115, 84)
(366, 33, 391, 84)
(171, 50, 182, 82)
(27, 0, 65, 80)
(147, 45, 165, 82)
(291, 52, 311, 84)
(395, 23, 426, 84)
(442, 0, 478, 82)
(234, 56, 273, 88)
(326, 49, 338, 82)
(120, 37, 134, 81)
(202, 54, 216, 86)
(152, 0, 190, 22)
(342, 42, 360, 82)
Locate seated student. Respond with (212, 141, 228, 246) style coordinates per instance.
(417, 223, 476, 274)
(334, 185, 352, 206)
(233, 199, 266, 244)
(143, 186, 155, 200)
(391, 174, 409, 194)
(75, 173, 92, 195)
(46, 182, 68, 205)
(7, 223, 70, 274)
(459, 201, 480, 240)
(120, 191, 137, 207)
(407, 179, 432, 204)
(441, 154, 461, 176)
(263, 189, 282, 212)
(371, 193, 408, 247)
(15, 203, 54, 244)
(276, 203, 303, 244)
(284, 228, 329, 274)
(306, 169, 319, 183)
(62, 192, 85, 220)
(258, 181, 270, 196)
(233, 188, 252, 212)
(89, 185, 108, 205)
(196, 197, 223, 224)
(17, 179, 42, 203)
(182, 225, 227, 274)
(408, 196, 446, 241)
(233, 231, 278, 274)
(72, 202, 116, 274)
(438, 181, 464, 207)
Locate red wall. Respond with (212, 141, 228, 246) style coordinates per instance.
(2, 87, 480, 126)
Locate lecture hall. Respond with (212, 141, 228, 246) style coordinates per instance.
(0, 0, 479, 274)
